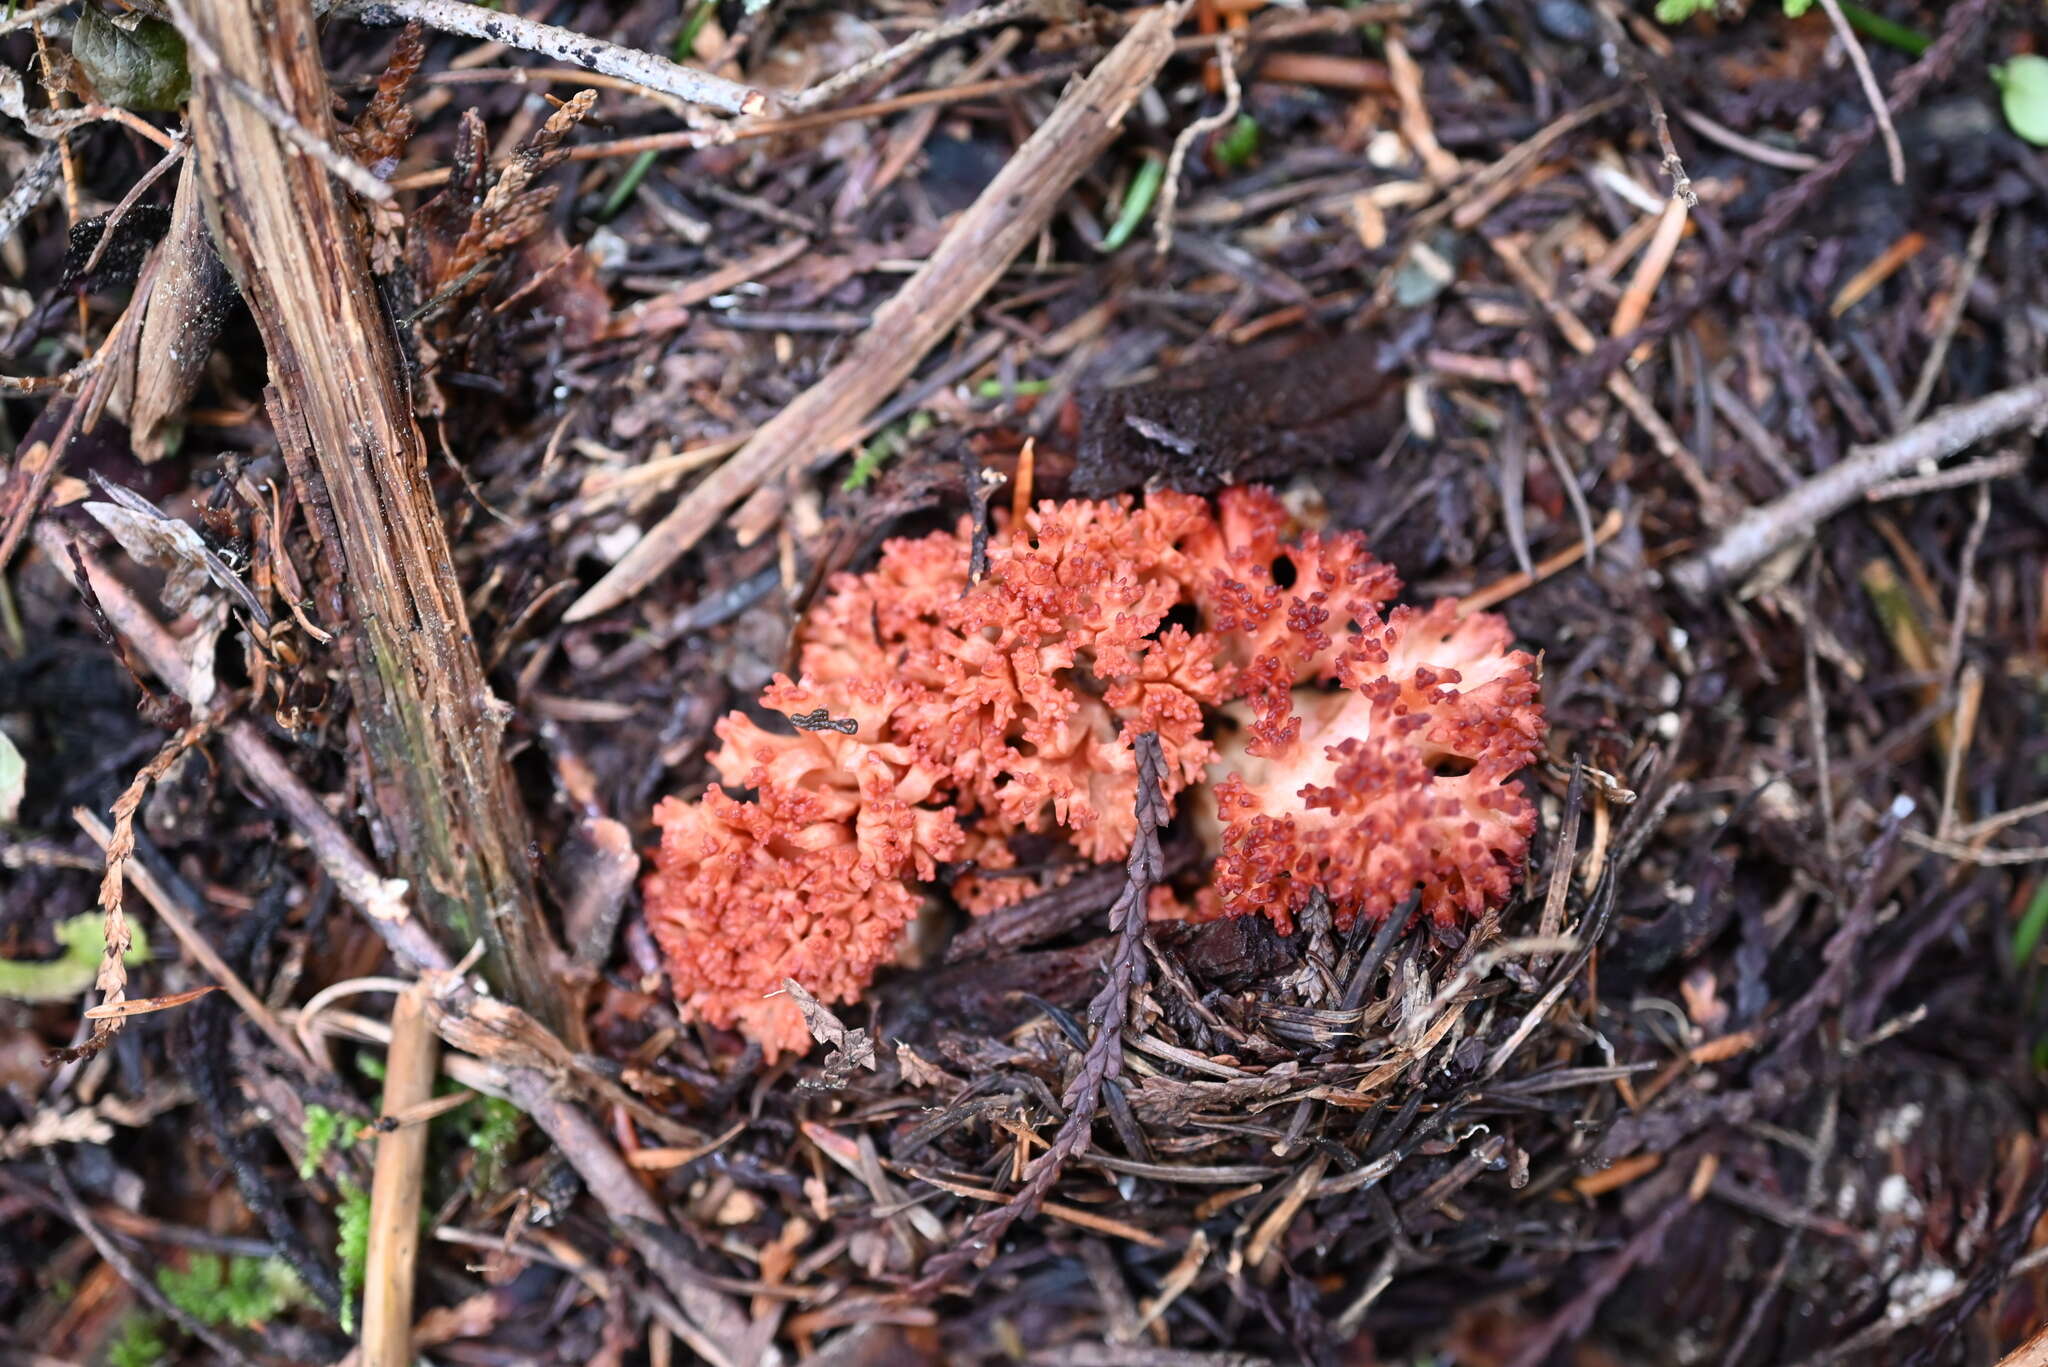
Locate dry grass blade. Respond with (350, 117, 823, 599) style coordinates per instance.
(80, 984, 219, 1019)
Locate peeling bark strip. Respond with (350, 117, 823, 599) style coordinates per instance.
(178, 0, 560, 1022)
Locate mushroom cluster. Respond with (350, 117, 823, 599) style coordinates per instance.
(647, 488, 1545, 1055)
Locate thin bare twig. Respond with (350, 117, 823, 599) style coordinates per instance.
(1676, 105, 1821, 171)
(787, 0, 1049, 112)
(1900, 208, 1995, 428)
(80, 135, 187, 276)
(1813, 0, 1903, 185)
(334, 0, 769, 117)
(915, 732, 1170, 1290)
(0, 0, 67, 33)
(362, 982, 438, 1366)
(1156, 39, 1240, 259)
(1669, 376, 2048, 596)
(1865, 450, 2025, 500)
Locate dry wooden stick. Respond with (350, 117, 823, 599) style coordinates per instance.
(563, 4, 1185, 623)
(505, 1069, 757, 1367)
(786, 0, 1051, 112)
(362, 983, 438, 1365)
(177, 0, 561, 1022)
(1813, 0, 1903, 185)
(1669, 376, 2048, 597)
(334, 0, 770, 116)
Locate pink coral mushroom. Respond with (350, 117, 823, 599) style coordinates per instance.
(642, 487, 1544, 1055)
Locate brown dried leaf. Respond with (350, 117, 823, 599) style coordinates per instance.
(783, 978, 877, 1079)
(896, 1042, 954, 1090)
(82, 984, 218, 1020)
(82, 477, 269, 626)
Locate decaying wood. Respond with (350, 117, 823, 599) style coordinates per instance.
(362, 982, 437, 1366)
(563, 3, 1186, 623)
(175, 0, 561, 1021)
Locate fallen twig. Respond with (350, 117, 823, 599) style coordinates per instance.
(505, 1069, 760, 1367)
(1900, 208, 1995, 428)
(1668, 376, 2048, 597)
(786, 0, 1050, 112)
(915, 731, 1169, 1289)
(1156, 39, 1240, 259)
(334, 0, 770, 117)
(167, 0, 396, 204)
(1814, 0, 1904, 186)
(563, 4, 1184, 622)
(362, 982, 437, 1365)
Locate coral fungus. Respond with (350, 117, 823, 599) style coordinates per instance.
(645, 676, 960, 1056)
(1205, 599, 1544, 934)
(642, 486, 1544, 1055)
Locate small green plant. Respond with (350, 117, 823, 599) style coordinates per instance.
(0, 914, 149, 1004)
(155, 1255, 301, 1330)
(70, 7, 191, 112)
(1655, 0, 1808, 22)
(464, 1094, 524, 1191)
(1994, 56, 2048, 147)
(336, 1182, 372, 1335)
(298, 1104, 356, 1180)
(1212, 114, 1262, 169)
(973, 378, 1050, 400)
(843, 411, 935, 491)
(104, 1313, 167, 1367)
(1099, 153, 1167, 254)
(1655, 0, 1930, 56)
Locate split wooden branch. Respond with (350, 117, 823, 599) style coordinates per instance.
(176, 0, 562, 1022)
(563, 4, 1185, 623)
